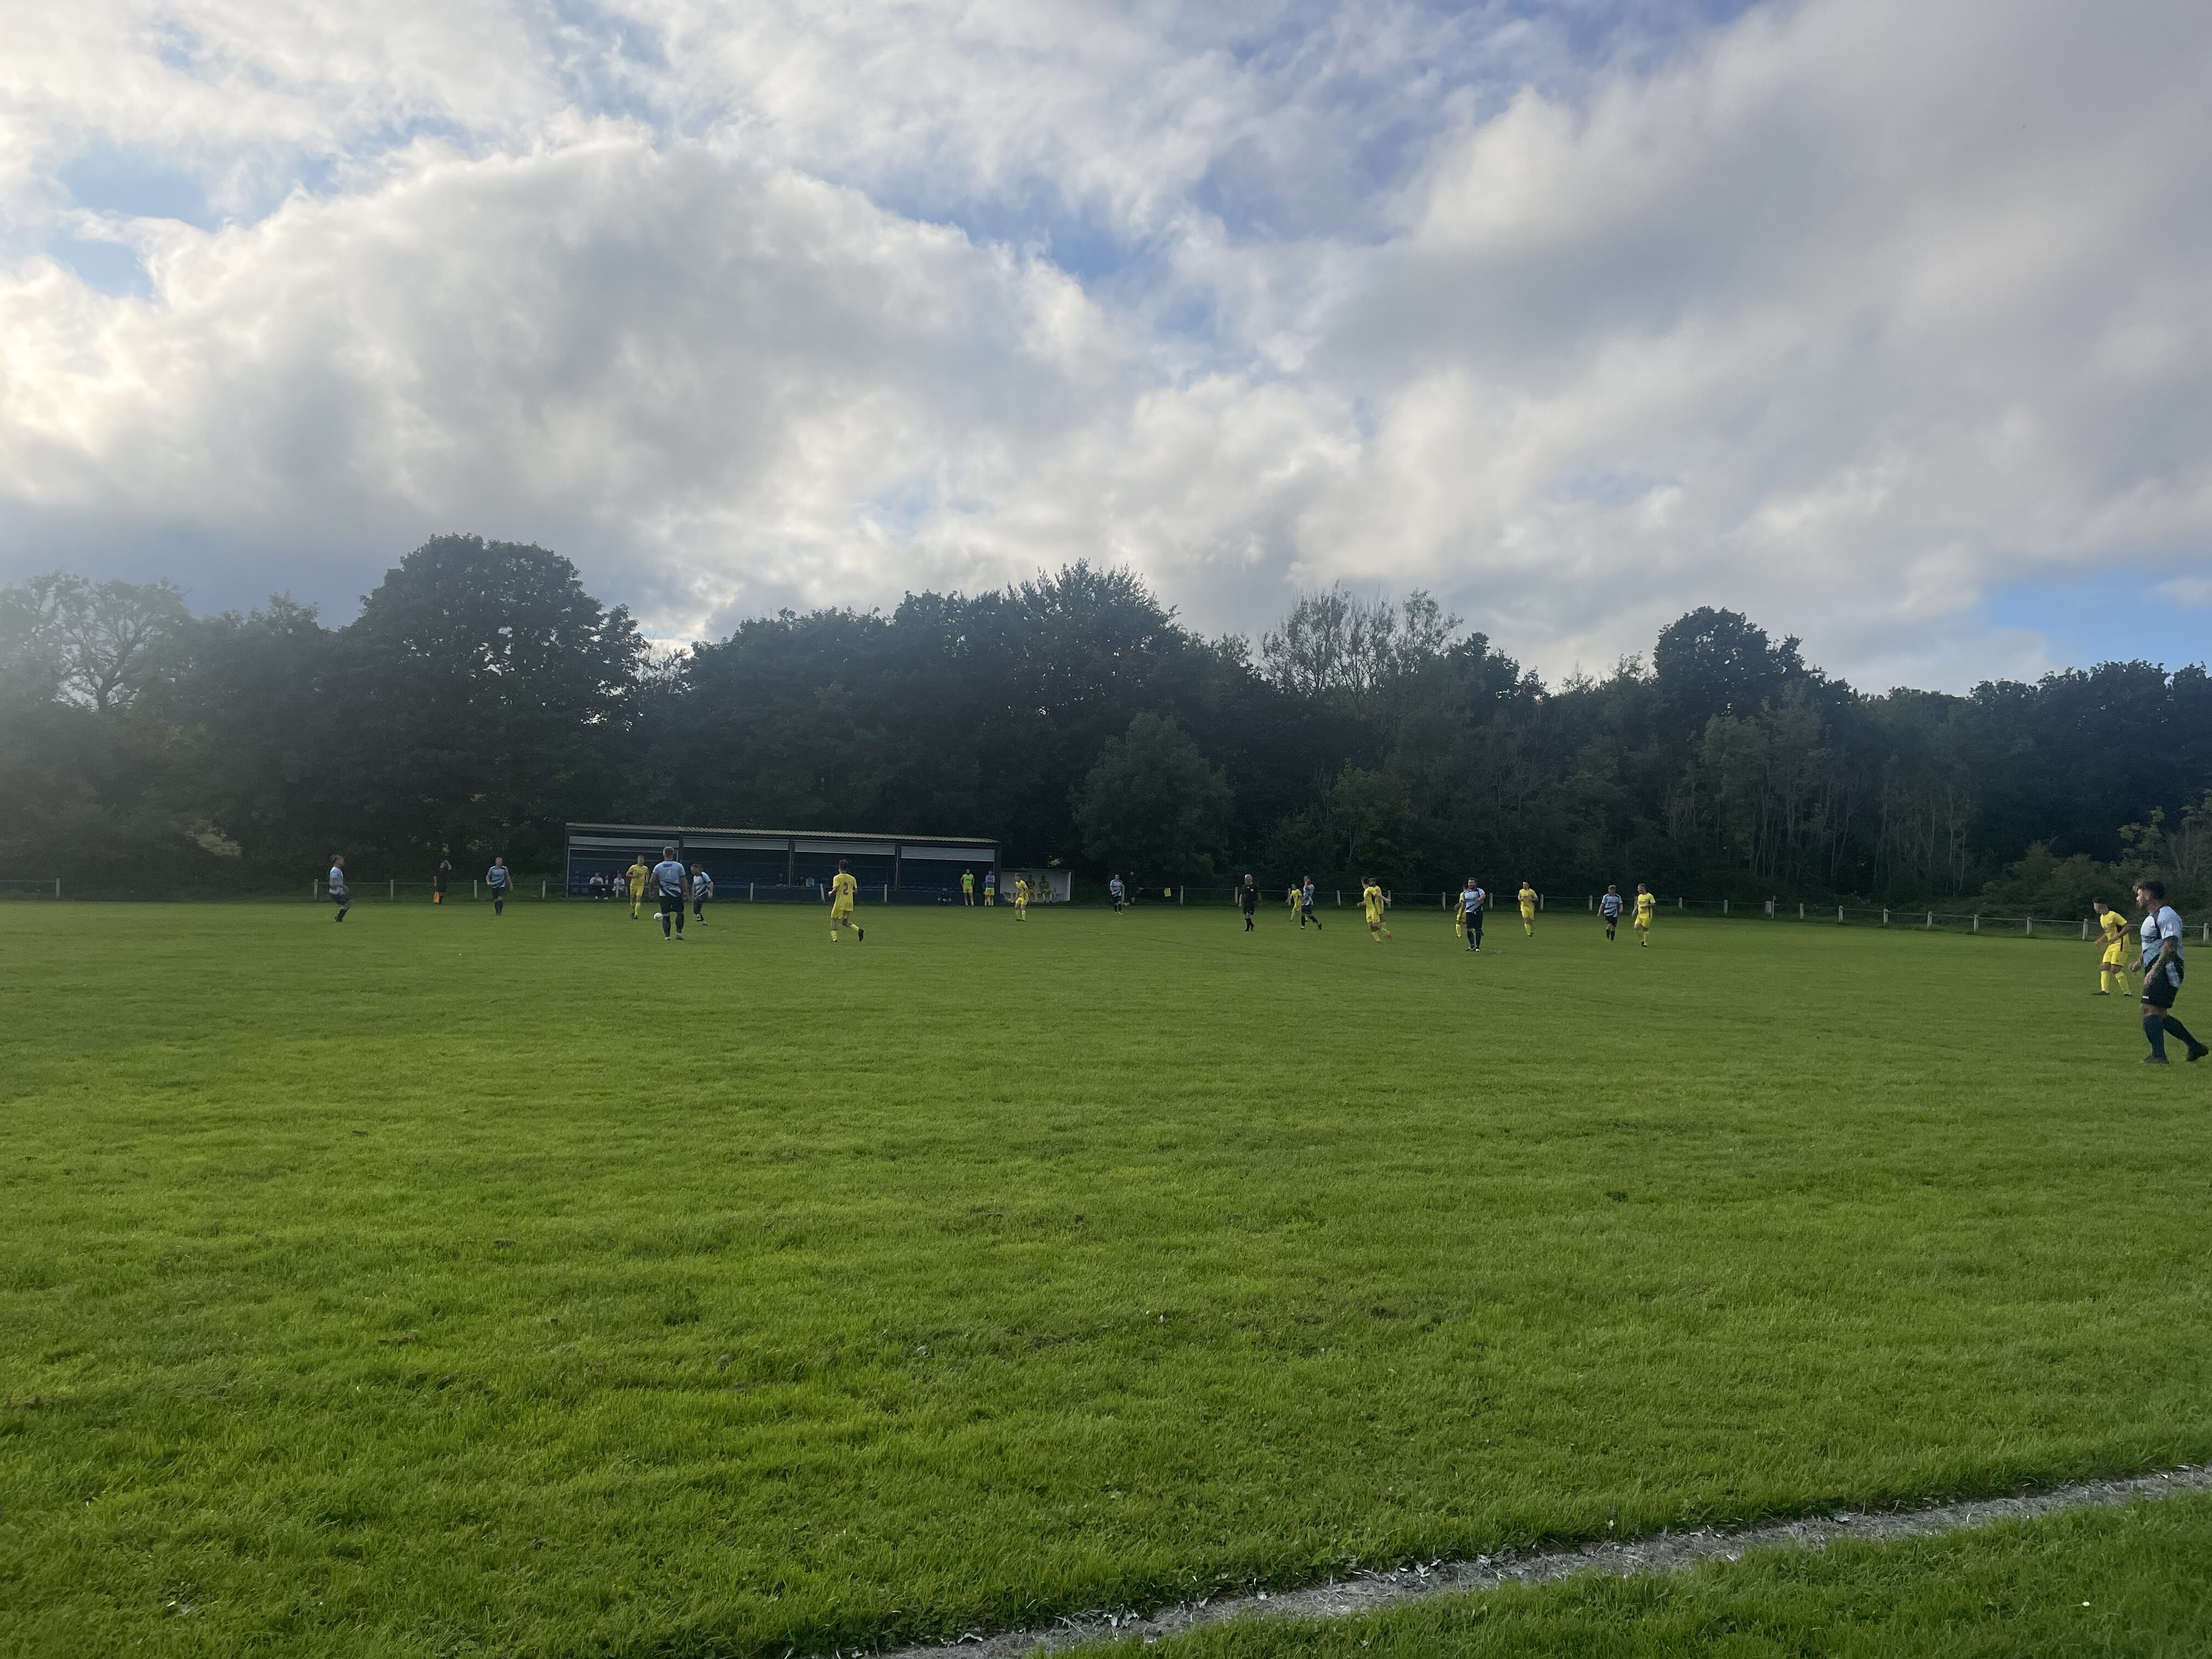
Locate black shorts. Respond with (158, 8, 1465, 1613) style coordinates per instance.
(659, 893, 685, 916)
(1603, 910, 1620, 927)
(1463, 907, 1482, 930)
(329, 889, 349, 907)
(2143, 960, 2182, 1008)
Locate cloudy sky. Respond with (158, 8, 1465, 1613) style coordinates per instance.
(3, 0, 2208, 687)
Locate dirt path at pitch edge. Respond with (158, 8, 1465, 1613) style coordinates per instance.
(873, 1465, 2212, 1658)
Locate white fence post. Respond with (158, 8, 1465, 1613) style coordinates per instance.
(1881, 908, 1888, 925)
(1926, 911, 1932, 929)
(2080, 917, 2089, 940)
(54, 878, 61, 898)
(473, 879, 479, 899)
(541, 879, 548, 900)
(1837, 905, 1843, 923)
(1723, 899, 1729, 915)
(313, 879, 320, 899)
(1798, 902, 1804, 919)
(1972, 915, 1979, 933)
(2025, 915, 2033, 936)
(390, 878, 396, 900)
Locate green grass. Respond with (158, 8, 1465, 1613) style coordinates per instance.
(1, 898, 2207, 1657)
(1120, 1490, 2212, 1657)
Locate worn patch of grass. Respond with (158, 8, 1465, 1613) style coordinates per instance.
(1119, 1490, 2212, 1657)
(1, 899, 2206, 1657)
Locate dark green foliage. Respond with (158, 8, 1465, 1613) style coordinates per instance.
(1075, 712, 1235, 877)
(2, 545, 2208, 901)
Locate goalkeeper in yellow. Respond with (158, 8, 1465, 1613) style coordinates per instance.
(1361, 877, 1393, 942)
(1632, 883, 1655, 946)
(828, 858, 866, 943)
(625, 853, 652, 919)
(1516, 881, 1538, 935)
(2092, 899, 2133, 995)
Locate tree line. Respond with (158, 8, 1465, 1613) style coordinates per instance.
(3, 534, 2208, 912)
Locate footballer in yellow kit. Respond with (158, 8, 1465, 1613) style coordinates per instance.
(1633, 883, 1655, 946)
(1361, 878, 1393, 941)
(625, 855, 651, 919)
(1014, 876, 1030, 918)
(1517, 882, 1538, 935)
(2093, 899, 2132, 995)
(828, 859, 864, 943)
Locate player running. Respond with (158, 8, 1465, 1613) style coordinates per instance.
(486, 856, 510, 916)
(1517, 881, 1538, 935)
(1458, 878, 1485, 952)
(326, 854, 350, 922)
(830, 857, 865, 943)
(1362, 877, 1393, 942)
(1240, 873, 1259, 932)
(625, 853, 651, 919)
(2136, 879, 2205, 1063)
(1300, 877, 1322, 930)
(2092, 899, 2132, 995)
(1632, 883, 1655, 946)
(650, 847, 689, 941)
(690, 864, 713, 924)
(1014, 875, 1030, 919)
(1285, 881, 1301, 920)
(1600, 885, 1623, 941)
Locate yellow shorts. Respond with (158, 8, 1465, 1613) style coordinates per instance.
(2102, 945, 2128, 967)
(1520, 907, 1536, 921)
(831, 902, 854, 922)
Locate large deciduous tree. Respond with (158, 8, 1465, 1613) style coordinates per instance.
(1073, 712, 1234, 880)
(335, 535, 644, 868)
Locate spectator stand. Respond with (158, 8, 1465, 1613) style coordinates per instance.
(563, 824, 1001, 905)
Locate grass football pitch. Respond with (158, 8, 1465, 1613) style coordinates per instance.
(3, 896, 2209, 1657)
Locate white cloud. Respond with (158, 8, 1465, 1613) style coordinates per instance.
(2, 0, 2210, 687)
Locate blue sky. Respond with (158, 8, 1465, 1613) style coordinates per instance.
(3, 0, 2208, 689)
